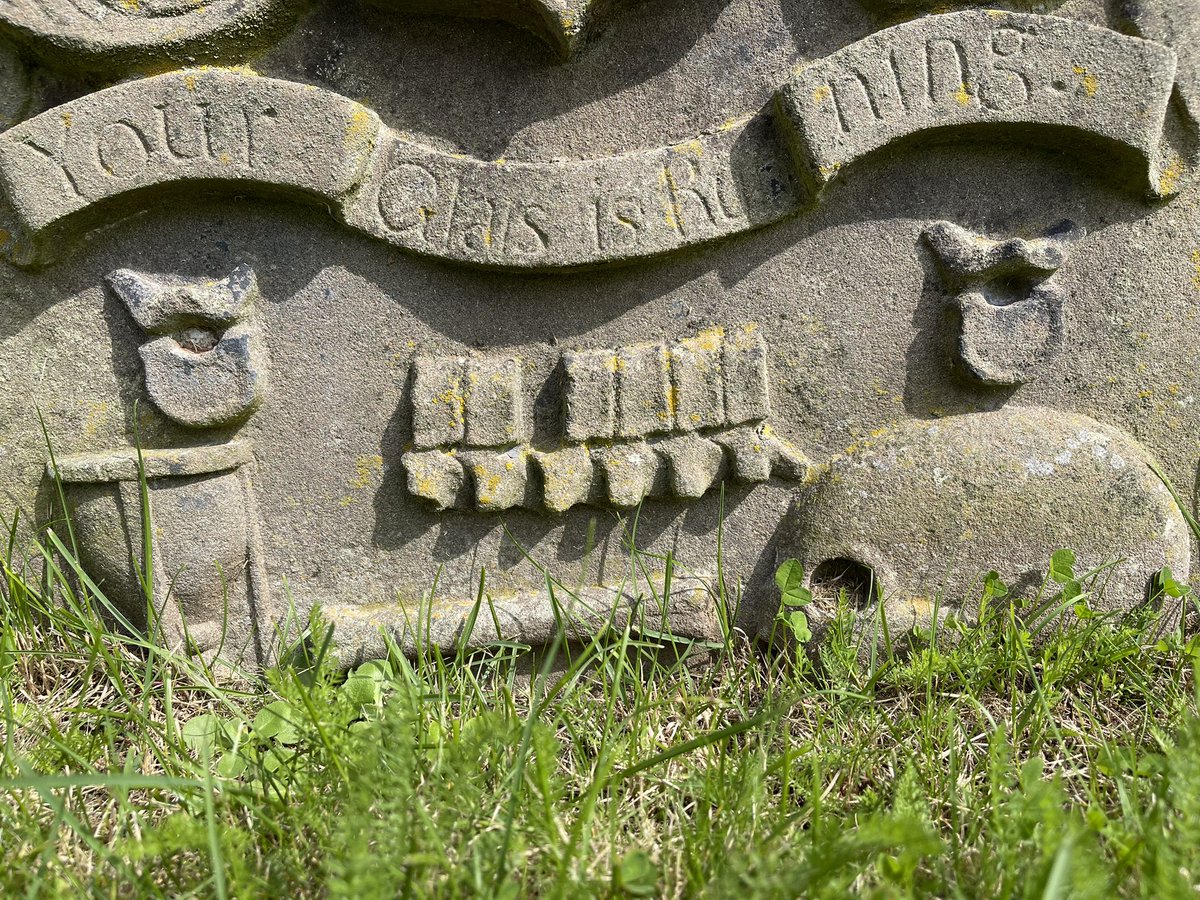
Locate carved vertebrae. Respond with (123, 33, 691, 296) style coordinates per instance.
(402, 327, 811, 513)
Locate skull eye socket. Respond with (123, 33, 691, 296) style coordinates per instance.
(175, 327, 220, 353)
(811, 558, 876, 610)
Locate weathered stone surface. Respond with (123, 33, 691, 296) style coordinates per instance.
(54, 443, 269, 668)
(0, 0, 303, 71)
(563, 348, 617, 442)
(616, 342, 672, 438)
(657, 434, 726, 500)
(0, 69, 381, 262)
(534, 446, 594, 513)
(463, 447, 530, 511)
(0, 37, 29, 129)
(722, 326, 771, 425)
(778, 407, 1190, 638)
(923, 220, 1083, 280)
(411, 356, 467, 450)
(924, 220, 1084, 386)
(403, 450, 468, 512)
(107, 265, 258, 334)
(326, 573, 724, 666)
(464, 355, 525, 448)
(108, 265, 269, 428)
(371, 0, 623, 61)
(670, 330, 725, 432)
(1, 3, 1198, 668)
(775, 11, 1180, 197)
(594, 442, 661, 508)
(139, 324, 268, 429)
(1120, 0, 1200, 126)
(342, 114, 797, 270)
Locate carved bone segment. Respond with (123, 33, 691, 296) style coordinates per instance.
(923, 220, 1083, 387)
(107, 265, 259, 334)
(139, 323, 268, 429)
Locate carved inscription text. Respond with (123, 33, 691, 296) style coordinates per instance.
(776, 11, 1178, 196)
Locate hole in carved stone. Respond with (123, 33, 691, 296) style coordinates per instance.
(811, 558, 876, 611)
(176, 327, 219, 353)
(980, 274, 1034, 307)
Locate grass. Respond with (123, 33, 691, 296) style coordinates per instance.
(4, 513, 1200, 898)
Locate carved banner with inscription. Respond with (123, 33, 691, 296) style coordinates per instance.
(0, 69, 799, 268)
(0, 11, 1187, 272)
(775, 11, 1180, 197)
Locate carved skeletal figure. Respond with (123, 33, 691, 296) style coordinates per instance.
(106, 265, 269, 429)
(923, 220, 1085, 387)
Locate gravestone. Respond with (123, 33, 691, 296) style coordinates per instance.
(0, 0, 1197, 667)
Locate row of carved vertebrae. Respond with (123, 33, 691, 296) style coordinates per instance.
(403, 425, 811, 513)
(403, 326, 811, 512)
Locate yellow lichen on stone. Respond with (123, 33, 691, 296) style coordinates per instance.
(1073, 65, 1099, 98)
(344, 107, 375, 151)
(812, 85, 832, 105)
(350, 455, 384, 491)
(953, 83, 971, 107)
(1160, 155, 1185, 195)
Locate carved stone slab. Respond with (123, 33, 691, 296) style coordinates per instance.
(0, 2, 1198, 667)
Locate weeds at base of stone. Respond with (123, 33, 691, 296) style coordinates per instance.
(3, 518, 1200, 896)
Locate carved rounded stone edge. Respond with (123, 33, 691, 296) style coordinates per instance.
(0, 0, 306, 72)
(370, 0, 625, 62)
(1, 0, 626, 72)
(324, 572, 724, 668)
(50, 441, 255, 483)
(0, 12, 1189, 272)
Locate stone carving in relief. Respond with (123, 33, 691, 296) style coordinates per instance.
(0, 13, 1186, 270)
(0, 0, 303, 71)
(777, 407, 1191, 641)
(402, 327, 812, 513)
(0, 0, 625, 70)
(923, 220, 1085, 386)
(106, 265, 269, 429)
(774, 11, 1180, 199)
(52, 443, 272, 668)
(372, 0, 626, 61)
(1119, 0, 1200, 127)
